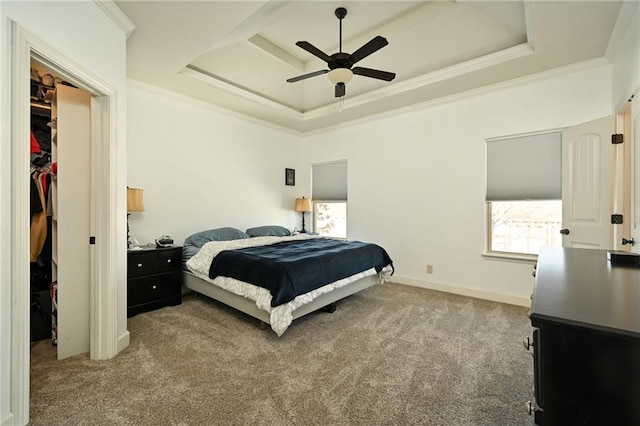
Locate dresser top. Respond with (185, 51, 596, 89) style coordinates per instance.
(531, 247, 640, 338)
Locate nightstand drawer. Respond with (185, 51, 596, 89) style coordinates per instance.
(127, 246, 183, 317)
(127, 271, 182, 307)
(127, 251, 157, 278)
(155, 248, 181, 273)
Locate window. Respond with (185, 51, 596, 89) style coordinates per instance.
(486, 131, 562, 256)
(312, 161, 347, 238)
(313, 201, 347, 238)
(489, 200, 562, 255)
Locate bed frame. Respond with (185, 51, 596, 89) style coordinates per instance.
(182, 271, 380, 328)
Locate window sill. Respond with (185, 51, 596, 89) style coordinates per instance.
(482, 251, 538, 264)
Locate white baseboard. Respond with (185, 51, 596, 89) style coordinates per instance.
(117, 330, 130, 353)
(391, 276, 531, 307)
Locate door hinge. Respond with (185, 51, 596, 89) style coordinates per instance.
(611, 214, 624, 224)
(612, 134, 624, 144)
(89, 236, 96, 245)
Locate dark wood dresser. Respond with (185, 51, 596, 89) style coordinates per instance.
(527, 247, 640, 425)
(127, 246, 182, 317)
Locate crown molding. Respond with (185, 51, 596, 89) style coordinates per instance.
(523, 0, 535, 51)
(181, 41, 533, 126)
(180, 66, 302, 119)
(127, 78, 303, 136)
(303, 43, 534, 121)
(248, 35, 305, 72)
(304, 57, 610, 137)
(94, 0, 136, 38)
(605, 0, 639, 61)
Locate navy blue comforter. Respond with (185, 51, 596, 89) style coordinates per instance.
(208, 238, 393, 307)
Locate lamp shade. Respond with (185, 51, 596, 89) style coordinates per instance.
(294, 197, 312, 213)
(328, 68, 353, 84)
(127, 187, 145, 212)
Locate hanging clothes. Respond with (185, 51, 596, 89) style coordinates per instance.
(30, 176, 43, 217)
(30, 130, 41, 153)
(30, 173, 47, 262)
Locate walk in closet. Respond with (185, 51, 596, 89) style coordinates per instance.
(30, 61, 92, 360)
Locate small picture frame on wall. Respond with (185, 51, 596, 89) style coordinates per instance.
(285, 168, 295, 186)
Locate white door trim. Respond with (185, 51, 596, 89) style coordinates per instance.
(10, 20, 32, 426)
(631, 92, 640, 250)
(10, 21, 121, 425)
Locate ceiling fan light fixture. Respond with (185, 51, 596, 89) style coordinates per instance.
(287, 8, 393, 98)
(328, 68, 353, 85)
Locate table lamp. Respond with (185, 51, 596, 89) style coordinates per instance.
(294, 197, 312, 233)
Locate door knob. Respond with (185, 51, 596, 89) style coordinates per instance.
(622, 237, 635, 246)
(559, 228, 570, 235)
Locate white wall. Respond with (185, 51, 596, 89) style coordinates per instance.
(127, 62, 615, 306)
(127, 81, 306, 246)
(302, 63, 613, 305)
(0, 2, 128, 424)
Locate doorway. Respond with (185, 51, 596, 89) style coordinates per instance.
(29, 60, 93, 360)
(10, 23, 122, 424)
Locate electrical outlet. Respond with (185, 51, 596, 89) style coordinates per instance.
(426, 264, 433, 274)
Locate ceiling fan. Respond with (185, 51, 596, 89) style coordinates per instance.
(287, 7, 396, 98)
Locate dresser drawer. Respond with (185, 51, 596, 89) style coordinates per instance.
(127, 271, 182, 307)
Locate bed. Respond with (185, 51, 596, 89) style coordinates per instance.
(182, 226, 393, 336)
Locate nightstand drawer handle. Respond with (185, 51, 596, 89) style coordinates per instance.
(137, 263, 143, 268)
(152, 285, 157, 290)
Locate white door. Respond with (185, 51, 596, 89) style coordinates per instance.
(56, 84, 92, 359)
(630, 94, 640, 251)
(561, 116, 614, 248)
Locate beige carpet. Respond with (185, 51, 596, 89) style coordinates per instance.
(30, 283, 533, 425)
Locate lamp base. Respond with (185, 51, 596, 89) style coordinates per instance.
(127, 213, 132, 249)
(300, 212, 307, 234)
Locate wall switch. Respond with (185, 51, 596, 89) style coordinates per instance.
(426, 264, 433, 274)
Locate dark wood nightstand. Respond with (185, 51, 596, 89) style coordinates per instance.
(127, 246, 182, 317)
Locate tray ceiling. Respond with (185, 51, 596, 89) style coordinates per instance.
(116, 1, 623, 133)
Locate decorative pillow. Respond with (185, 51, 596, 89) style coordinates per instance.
(183, 227, 250, 248)
(245, 225, 291, 237)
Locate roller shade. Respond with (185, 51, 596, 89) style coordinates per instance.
(312, 161, 347, 201)
(486, 132, 561, 201)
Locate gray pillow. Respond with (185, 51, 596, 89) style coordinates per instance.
(183, 227, 249, 248)
(182, 245, 200, 267)
(245, 225, 291, 237)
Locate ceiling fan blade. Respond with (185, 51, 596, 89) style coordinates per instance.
(296, 41, 333, 63)
(352, 67, 396, 82)
(335, 82, 346, 98)
(287, 69, 329, 83)
(350, 36, 388, 64)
